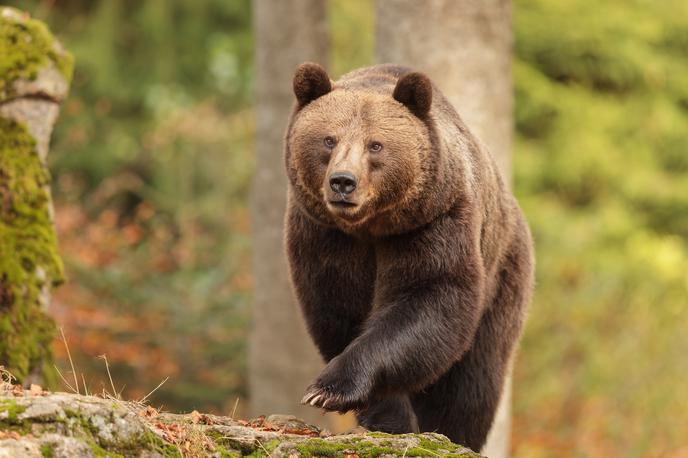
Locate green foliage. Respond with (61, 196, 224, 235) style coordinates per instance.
(514, 0, 688, 455)
(0, 118, 62, 384)
(5, 0, 253, 412)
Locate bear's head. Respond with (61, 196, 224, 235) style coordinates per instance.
(286, 63, 457, 237)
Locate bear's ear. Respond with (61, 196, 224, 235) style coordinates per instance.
(293, 62, 332, 108)
(393, 72, 433, 118)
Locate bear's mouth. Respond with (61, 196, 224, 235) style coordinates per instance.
(329, 199, 358, 208)
(328, 192, 358, 208)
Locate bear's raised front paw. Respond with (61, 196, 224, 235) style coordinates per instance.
(301, 382, 367, 413)
(301, 360, 371, 413)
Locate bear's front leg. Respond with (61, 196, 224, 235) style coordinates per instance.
(303, 212, 486, 413)
(286, 204, 376, 362)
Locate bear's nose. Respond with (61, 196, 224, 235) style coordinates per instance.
(329, 171, 357, 195)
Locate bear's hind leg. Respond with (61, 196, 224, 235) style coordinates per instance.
(356, 394, 419, 434)
(412, 232, 532, 451)
(411, 347, 504, 451)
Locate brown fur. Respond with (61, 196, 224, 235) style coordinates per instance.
(284, 63, 534, 451)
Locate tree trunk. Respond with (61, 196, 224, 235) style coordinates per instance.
(374, 1, 513, 456)
(249, 0, 331, 426)
(0, 7, 73, 386)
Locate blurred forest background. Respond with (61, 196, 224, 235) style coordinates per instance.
(5, 0, 688, 456)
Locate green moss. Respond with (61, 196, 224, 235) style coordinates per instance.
(0, 399, 27, 422)
(405, 435, 477, 457)
(0, 117, 63, 384)
(138, 429, 182, 458)
(62, 406, 181, 457)
(0, 399, 31, 434)
(212, 446, 241, 458)
(204, 429, 243, 456)
(87, 440, 124, 458)
(294, 434, 478, 458)
(364, 432, 392, 439)
(0, 7, 74, 101)
(417, 436, 451, 451)
(293, 438, 401, 458)
(40, 443, 55, 458)
(242, 438, 281, 457)
(404, 449, 474, 458)
(205, 437, 241, 458)
(80, 427, 181, 458)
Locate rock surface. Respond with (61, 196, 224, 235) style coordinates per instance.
(0, 389, 483, 457)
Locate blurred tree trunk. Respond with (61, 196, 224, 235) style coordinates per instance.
(375, 0, 513, 456)
(0, 7, 73, 386)
(249, 0, 330, 425)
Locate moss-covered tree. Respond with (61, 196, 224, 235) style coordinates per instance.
(0, 7, 72, 385)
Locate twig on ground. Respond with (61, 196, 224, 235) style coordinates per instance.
(231, 397, 240, 419)
(53, 364, 77, 394)
(98, 354, 118, 399)
(140, 377, 169, 404)
(60, 327, 79, 394)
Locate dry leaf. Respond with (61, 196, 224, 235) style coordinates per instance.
(139, 406, 159, 419)
(190, 410, 201, 424)
(282, 427, 319, 436)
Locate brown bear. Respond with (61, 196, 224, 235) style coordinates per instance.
(284, 62, 534, 451)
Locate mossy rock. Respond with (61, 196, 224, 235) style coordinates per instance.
(0, 392, 483, 457)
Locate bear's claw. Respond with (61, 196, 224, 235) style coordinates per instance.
(301, 383, 364, 413)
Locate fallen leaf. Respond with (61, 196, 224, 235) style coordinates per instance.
(190, 410, 201, 424)
(248, 415, 266, 427)
(139, 406, 159, 419)
(282, 427, 319, 436)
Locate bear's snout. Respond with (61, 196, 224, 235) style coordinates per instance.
(329, 171, 357, 195)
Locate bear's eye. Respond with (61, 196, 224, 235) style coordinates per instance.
(324, 136, 337, 148)
(369, 141, 383, 153)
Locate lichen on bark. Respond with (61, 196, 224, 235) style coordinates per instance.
(0, 7, 74, 101)
(0, 117, 64, 383)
